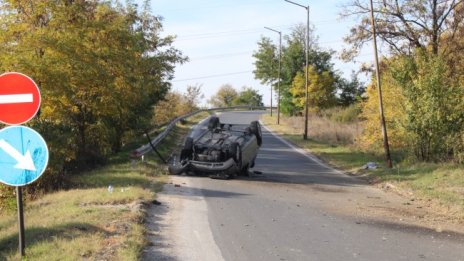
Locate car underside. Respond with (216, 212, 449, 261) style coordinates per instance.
(169, 116, 262, 179)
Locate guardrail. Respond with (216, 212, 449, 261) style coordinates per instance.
(130, 105, 269, 158)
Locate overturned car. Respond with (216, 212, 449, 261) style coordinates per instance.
(168, 116, 262, 179)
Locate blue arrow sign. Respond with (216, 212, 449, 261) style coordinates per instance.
(0, 126, 48, 186)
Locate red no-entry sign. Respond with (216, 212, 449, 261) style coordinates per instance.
(0, 72, 41, 125)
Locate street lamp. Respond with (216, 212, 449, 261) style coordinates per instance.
(264, 26, 282, 125)
(284, 0, 309, 139)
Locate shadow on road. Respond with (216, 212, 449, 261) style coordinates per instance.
(361, 218, 464, 243)
(247, 131, 367, 188)
(244, 167, 365, 188)
(160, 180, 250, 199)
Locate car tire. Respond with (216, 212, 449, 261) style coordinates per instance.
(250, 121, 262, 146)
(241, 164, 250, 176)
(208, 116, 220, 130)
(230, 142, 241, 162)
(250, 159, 255, 168)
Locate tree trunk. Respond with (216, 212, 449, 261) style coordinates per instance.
(432, 0, 439, 54)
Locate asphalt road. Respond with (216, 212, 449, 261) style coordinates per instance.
(143, 111, 464, 261)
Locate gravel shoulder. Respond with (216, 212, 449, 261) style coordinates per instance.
(141, 176, 224, 261)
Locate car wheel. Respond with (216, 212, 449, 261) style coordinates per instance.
(250, 159, 255, 168)
(250, 121, 262, 146)
(241, 164, 250, 176)
(229, 142, 242, 167)
(208, 116, 220, 130)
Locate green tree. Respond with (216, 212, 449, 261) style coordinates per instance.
(391, 51, 464, 161)
(253, 37, 278, 85)
(233, 87, 264, 107)
(208, 84, 238, 107)
(253, 24, 346, 116)
(336, 71, 366, 106)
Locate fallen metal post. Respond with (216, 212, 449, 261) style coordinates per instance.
(144, 130, 167, 163)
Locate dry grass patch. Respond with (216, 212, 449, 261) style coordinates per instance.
(0, 161, 159, 261)
(264, 113, 362, 145)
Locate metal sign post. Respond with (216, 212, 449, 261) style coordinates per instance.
(16, 186, 25, 256)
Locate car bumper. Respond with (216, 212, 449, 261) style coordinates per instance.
(168, 158, 238, 175)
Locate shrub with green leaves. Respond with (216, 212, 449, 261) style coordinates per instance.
(391, 51, 464, 162)
(359, 50, 464, 163)
(330, 104, 361, 123)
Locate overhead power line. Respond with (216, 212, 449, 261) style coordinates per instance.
(175, 29, 263, 41)
(157, 0, 278, 12)
(174, 19, 341, 42)
(177, 28, 263, 39)
(190, 51, 252, 61)
(172, 71, 252, 82)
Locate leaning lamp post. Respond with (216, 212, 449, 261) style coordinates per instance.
(284, 0, 310, 139)
(264, 26, 282, 125)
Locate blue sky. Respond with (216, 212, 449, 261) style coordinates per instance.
(149, 0, 373, 106)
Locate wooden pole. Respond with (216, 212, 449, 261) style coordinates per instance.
(369, 0, 393, 168)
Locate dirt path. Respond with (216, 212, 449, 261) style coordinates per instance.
(141, 176, 224, 261)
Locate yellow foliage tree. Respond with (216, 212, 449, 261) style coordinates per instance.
(153, 92, 184, 124)
(153, 85, 203, 124)
(360, 52, 464, 162)
(290, 65, 336, 114)
(357, 69, 409, 152)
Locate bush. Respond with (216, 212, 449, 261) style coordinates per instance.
(394, 52, 464, 162)
(330, 104, 361, 123)
(358, 51, 464, 162)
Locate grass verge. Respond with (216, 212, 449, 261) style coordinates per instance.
(0, 112, 209, 260)
(262, 114, 464, 220)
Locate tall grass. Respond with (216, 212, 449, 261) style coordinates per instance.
(269, 111, 362, 146)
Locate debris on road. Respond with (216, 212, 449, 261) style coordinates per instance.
(362, 162, 378, 169)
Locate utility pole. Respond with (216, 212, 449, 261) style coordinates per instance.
(264, 27, 282, 124)
(285, 0, 309, 139)
(270, 67, 273, 116)
(369, 0, 393, 168)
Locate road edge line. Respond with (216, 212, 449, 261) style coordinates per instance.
(260, 121, 349, 177)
